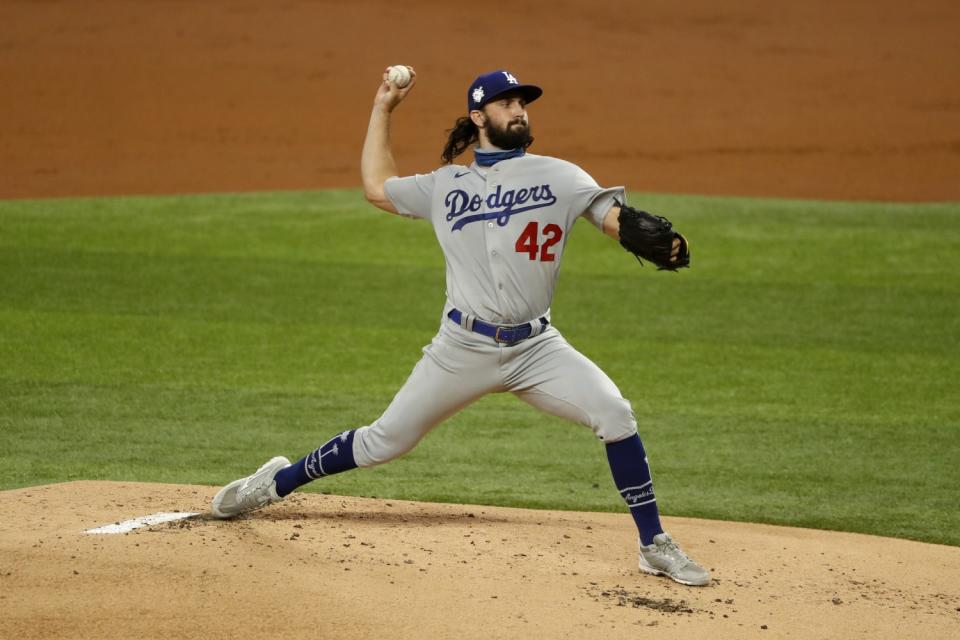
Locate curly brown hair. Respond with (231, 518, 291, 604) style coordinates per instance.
(440, 116, 479, 165)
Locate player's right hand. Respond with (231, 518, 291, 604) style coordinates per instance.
(374, 66, 416, 113)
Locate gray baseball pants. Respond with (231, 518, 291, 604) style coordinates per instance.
(352, 319, 638, 468)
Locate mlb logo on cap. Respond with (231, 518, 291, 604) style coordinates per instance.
(467, 70, 543, 112)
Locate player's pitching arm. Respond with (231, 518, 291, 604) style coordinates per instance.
(361, 66, 417, 214)
(602, 205, 686, 265)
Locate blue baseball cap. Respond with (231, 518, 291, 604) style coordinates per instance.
(467, 70, 543, 112)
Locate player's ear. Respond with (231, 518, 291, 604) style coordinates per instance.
(469, 110, 486, 128)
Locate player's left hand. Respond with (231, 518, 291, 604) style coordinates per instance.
(670, 234, 689, 263)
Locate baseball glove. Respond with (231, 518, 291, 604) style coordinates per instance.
(617, 204, 690, 271)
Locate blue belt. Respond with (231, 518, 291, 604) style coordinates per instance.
(447, 309, 549, 345)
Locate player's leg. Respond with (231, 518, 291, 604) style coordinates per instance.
(275, 343, 500, 496)
(504, 330, 663, 539)
(212, 326, 501, 517)
(505, 330, 709, 586)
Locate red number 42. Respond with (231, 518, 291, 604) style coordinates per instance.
(515, 222, 563, 262)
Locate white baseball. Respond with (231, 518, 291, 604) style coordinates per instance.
(387, 65, 411, 88)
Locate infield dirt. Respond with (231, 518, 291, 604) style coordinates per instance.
(1, 482, 958, 639)
(2, 1, 959, 638)
(2, 0, 959, 201)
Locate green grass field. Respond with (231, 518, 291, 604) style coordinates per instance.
(1, 190, 957, 545)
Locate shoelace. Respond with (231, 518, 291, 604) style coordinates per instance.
(656, 538, 692, 565)
(239, 473, 273, 501)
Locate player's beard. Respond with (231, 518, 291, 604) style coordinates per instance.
(485, 117, 532, 150)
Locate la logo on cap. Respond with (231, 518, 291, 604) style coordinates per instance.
(466, 69, 542, 111)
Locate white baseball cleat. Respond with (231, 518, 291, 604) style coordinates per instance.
(211, 456, 291, 519)
(638, 532, 711, 586)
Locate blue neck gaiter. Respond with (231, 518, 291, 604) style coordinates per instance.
(474, 147, 525, 167)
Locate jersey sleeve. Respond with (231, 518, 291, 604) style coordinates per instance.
(383, 173, 436, 220)
(569, 167, 626, 230)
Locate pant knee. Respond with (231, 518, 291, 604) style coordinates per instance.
(593, 396, 638, 443)
(352, 420, 422, 468)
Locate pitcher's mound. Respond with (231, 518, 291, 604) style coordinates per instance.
(1, 481, 957, 639)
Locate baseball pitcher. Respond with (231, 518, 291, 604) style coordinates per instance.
(212, 67, 708, 586)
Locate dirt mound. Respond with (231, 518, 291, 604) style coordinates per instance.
(1, 481, 957, 639)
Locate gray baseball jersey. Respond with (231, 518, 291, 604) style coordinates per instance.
(384, 153, 625, 324)
(348, 154, 638, 468)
